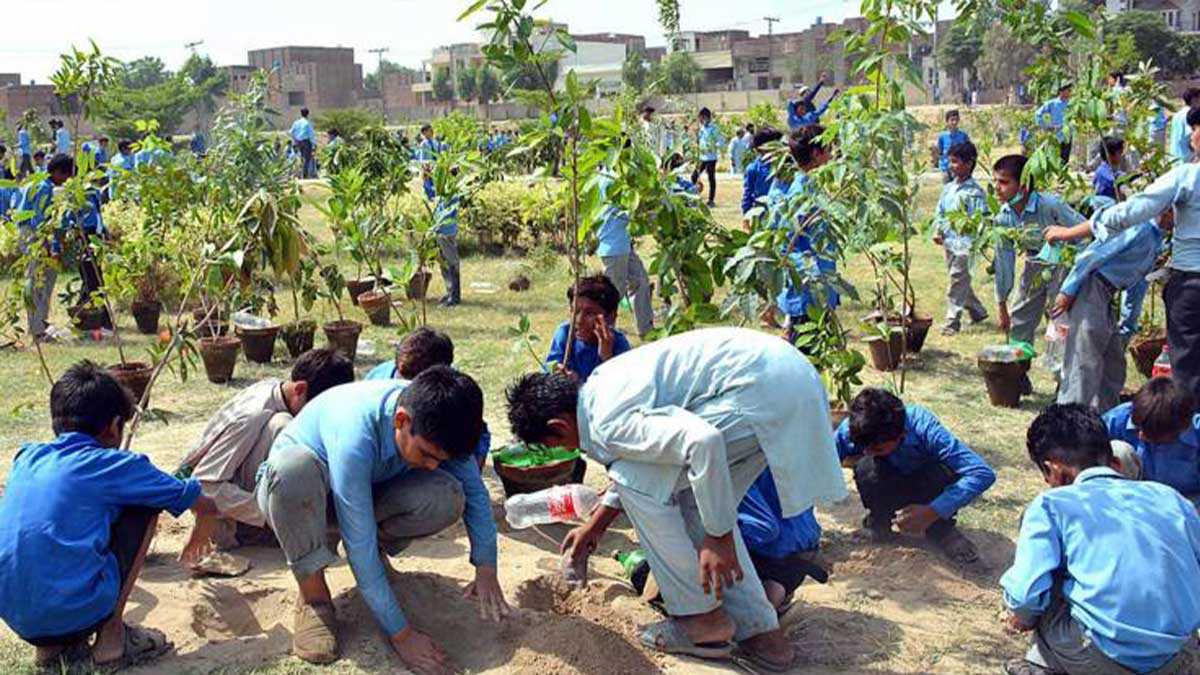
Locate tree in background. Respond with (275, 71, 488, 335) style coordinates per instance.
(312, 108, 384, 138)
(938, 20, 984, 92)
(179, 53, 228, 124)
(651, 52, 701, 94)
(1104, 10, 1197, 76)
(476, 66, 501, 104)
(121, 56, 170, 89)
(622, 49, 649, 91)
(457, 65, 478, 101)
(93, 77, 202, 139)
(432, 67, 455, 101)
(364, 59, 416, 97)
(977, 22, 1038, 91)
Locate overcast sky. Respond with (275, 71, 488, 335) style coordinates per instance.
(1, 0, 865, 82)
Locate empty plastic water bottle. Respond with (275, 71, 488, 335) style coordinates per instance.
(1041, 317, 1069, 376)
(505, 484, 600, 529)
(1152, 346, 1172, 379)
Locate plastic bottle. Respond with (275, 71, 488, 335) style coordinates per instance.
(614, 549, 650, 595)
(1152, 345, 1172, 379)
(504, 484, 600, 529)
(1041, 317, 1069, 376)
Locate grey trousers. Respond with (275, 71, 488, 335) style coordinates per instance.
(602, 251, 653, 338)
(1058, 276, 1125, 412)
(437, 234, 461, 303)
(1010, 259, 1064, 346)
(25, 260, 57, 338)
(1026, 597, 1193, 675)
(944, 248, 987, 324)
(255, 445, 465, 580)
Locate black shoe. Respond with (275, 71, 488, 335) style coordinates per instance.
(969, 311, 989, 325)
(1003, 659, 1053, 675)
(941, 321, 961, 336)
(706, 201, 716, 208)
(862, 515, 896, 542)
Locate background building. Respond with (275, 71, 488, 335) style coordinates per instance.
(246, 46, 363, 117)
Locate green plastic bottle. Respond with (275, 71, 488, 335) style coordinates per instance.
(614, 549, 646, 577)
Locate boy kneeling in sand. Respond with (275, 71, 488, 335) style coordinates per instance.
(254, 368, 508, 675)
(1002, 404, 1200, 675)
(0, 362, 216, 670)
(179, 348, 354, 566)
(507, 327, 847, 671)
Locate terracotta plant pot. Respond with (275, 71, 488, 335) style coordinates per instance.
(347, 277, 390, 306)
(978, 358, 1025, 408)
(903, 315, 934, 354)
(1129, 334, 1167, 379)
(130, 300, 161, 335)
(195, 318, 229, 337)
(236, 325, 279, 364)
(281, 320, 316, 359)
(865, 329, 904, 372)
(406, 271, 433, 300)
(358, 289, 392, 327)
(192, 306, 227, 323)
(199, 336, 241, 384)
(493, 456, 585, 498)
(108, 361, 153, 405)
(323, 320, 363, 361)
(70, 305, 109, 331)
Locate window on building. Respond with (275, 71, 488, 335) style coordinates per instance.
(287, 91, 306, 106)
(749, 57, 771, 74)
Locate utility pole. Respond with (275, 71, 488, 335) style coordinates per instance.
(369, 47, 390, 121)
(184, 40, 204, 53)
(763, 16, 780, 90)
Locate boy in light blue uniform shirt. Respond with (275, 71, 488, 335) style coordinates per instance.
(53, 120, 71, 156)
(1036, 84, 1073, 164)
(1104, 377, 1200, 503)
(14, 154, 74, 339)
(933, 141, 988, 336)
(1044, 197, 1167, 411)
(787, 81, 840, 130)
(17, 125, 33, 177)
(254, 371, 509, 669)
(289, 108, 317, 179)
(596, 172, 654, 338)
(727, 128, 749, 176)
(543, 273, 631, 383)
(1169, 88, 1200, 165)
(936, 109, 970, 183)
(1002, 404, 1200, 675)
(690, 108, 723, 207)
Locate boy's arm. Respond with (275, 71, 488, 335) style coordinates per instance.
(1093, 168, 1182, 235)
(97, 451, 202, 517)
(440, 457, 499, 568)
(803, 81, 824, 107)
(994, 237, 1017, 305)
(544, 324, 568, 373)
(1000, 495, 1062, 623)
(833, 419, 861, 467)
(919, 409, 997, 518)
(741, 163, 758, 214)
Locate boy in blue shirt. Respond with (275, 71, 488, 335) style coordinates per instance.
(1037, 83, 1073, 164)
(1169, 88, 1200, 165)
(1092, 136, 1125, 201)
(835, 388, 996, 564)
(290, 108, 316, 178)
(1104, 377, 1200, 503)
(597, 171, 654, 338)
(1045, 198, 1168, 410)
(787, 81, 840, 130)
(691, 108, 723, 207)
(1002, 404, 1200, 675)
(933, 141, 989, 336)
(424, 169, 462, 307)
(0, 361, 215, 670)
(16, 124, 33, 178)
(254, 369, 508, 670)
(15, 154, 75, 340)
(727, 128, 749, 176)
(936, 109, 970, 183)
(737, 472, 826, 614)
(741, 127, 783, 229)
(545, 273, 632, 382)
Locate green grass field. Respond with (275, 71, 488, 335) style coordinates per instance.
(0, 161, 1139, 674)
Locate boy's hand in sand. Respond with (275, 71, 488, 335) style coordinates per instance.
(463, 565, 511, 622)
(391, 627, 459, 675)
(895, 504, 939, 534)
(699, 532, 743, 600)
(179, 496, 219, 566)
(561, 524, 602, 563)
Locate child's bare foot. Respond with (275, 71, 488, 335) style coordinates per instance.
(675, 608, 735, 646)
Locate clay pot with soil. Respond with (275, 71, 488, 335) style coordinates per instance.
(347, 277, 390, 306)
(199, 336, 241, 384)
(281, 320, 316, 359)
(406, 271, 433, 300)
(358, 289, 392, 327)
(508, 274, 531, 292)
(193, 307, 229, 337)
(70, 305, 109, 331)
(865, 328, 904, 372)
(108, 361, 154, 405)
(323, 319, 363, 361)
(130, 300, 161, 335)
(235, 325, 279, 364)
(1129, 333, 1167, 379)
(978, 357, 1025, 408)
(902, 315, 934, 354)
(494, 457, 585, 498)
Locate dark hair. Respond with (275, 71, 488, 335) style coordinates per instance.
(699, 107, 712, 119)
(948, 140, 977, 171)
(118, 140, 133, 154)
(751, 126, 784, 150)
(400, 366, 484, 460)
(1184, 87, 1200, 107)
(848, 388, 906, 447)
(1101, 136, 1125, 160)
(1109, 71, 1125, 83)
(300, 107, 310, 117)
(664, 152, 686, 172)
(47, 153, 75, 175)
(506, 372, 580, 444)
(328, 128, 340, 137)
(944, 108, 960, 122)
(1187, 106, 1200, 130)
(993, 154, 1030, 187)
(396, 327, 455, 379)
(568, 273, 621, 314)
(1132, 377, 1197, 439)
(421, 123, 433, 133)
(746, 123, 756, 133)
(51, 360, 134, 437)
(33, 150, 45, 160)
(1027, 403, 1112, 471)
(788, 125, 827, 168)
(291, 348, 354, 401)
(0, 145, 6, 155)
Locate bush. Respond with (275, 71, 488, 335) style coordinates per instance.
(312, 108, 383, 139)
(460, 179, 565, 250)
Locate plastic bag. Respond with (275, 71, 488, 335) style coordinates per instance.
(1040, 317, 1069, 377)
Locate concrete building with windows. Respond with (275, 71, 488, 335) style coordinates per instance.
(246, 46, 363, 117)
(1106, 0, 1200, 31)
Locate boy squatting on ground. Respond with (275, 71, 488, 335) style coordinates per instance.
(176, 348, 354, 565)
(0, 362, 218, 671)
(253, 370, 508, 675)
(1043, 197, 1169, 412)
(506, 327, 848, 671)
(1105, 377, 1200, 505)
(365, 326, 492, 469)
(1002, 404, 1200, 675)
(836, 388, 996, 564)
(932, 140, 990, 336)
(544, 273, 632, 383)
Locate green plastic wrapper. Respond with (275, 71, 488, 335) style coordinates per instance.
(1007, 339, 1036, 361)
(492, 443, 582, 468)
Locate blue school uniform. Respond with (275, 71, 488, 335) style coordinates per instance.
(834, 405, 996, 519)
(1001, 467, 1200, 672)
(17, 129, 31, 157)
(1170, 108, 1192, 165)
(595, 174, 632, 257)
(289, 117, 315, 144)
(14, 178, 59, 253)
(787, 82, 826, 129)
(937, 129, 970, 172)
(1060, 214, 1162, 301)
(770, 173, 839, 318)
(1105, 403, 1200, 495)
(1119, 279, 1150, 341)
(0, 432, 199, 640)
(934, 176, 987, 238)
(269, 380, 497, 636)
(738, 469, 821, 559)
(993, 191, 1085, 303)
(362, 363, 492, 463)
(64, 190, 105, 237)
(1093, 162, 1122, 200)
(697, 123, 723, 163)
(55, 127, 71, 155)
(543, 320, 631, 383)
(1037, 97, 1070, 140)
(1094, 163, 1200, 273)
(741, 155, 774, 215)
